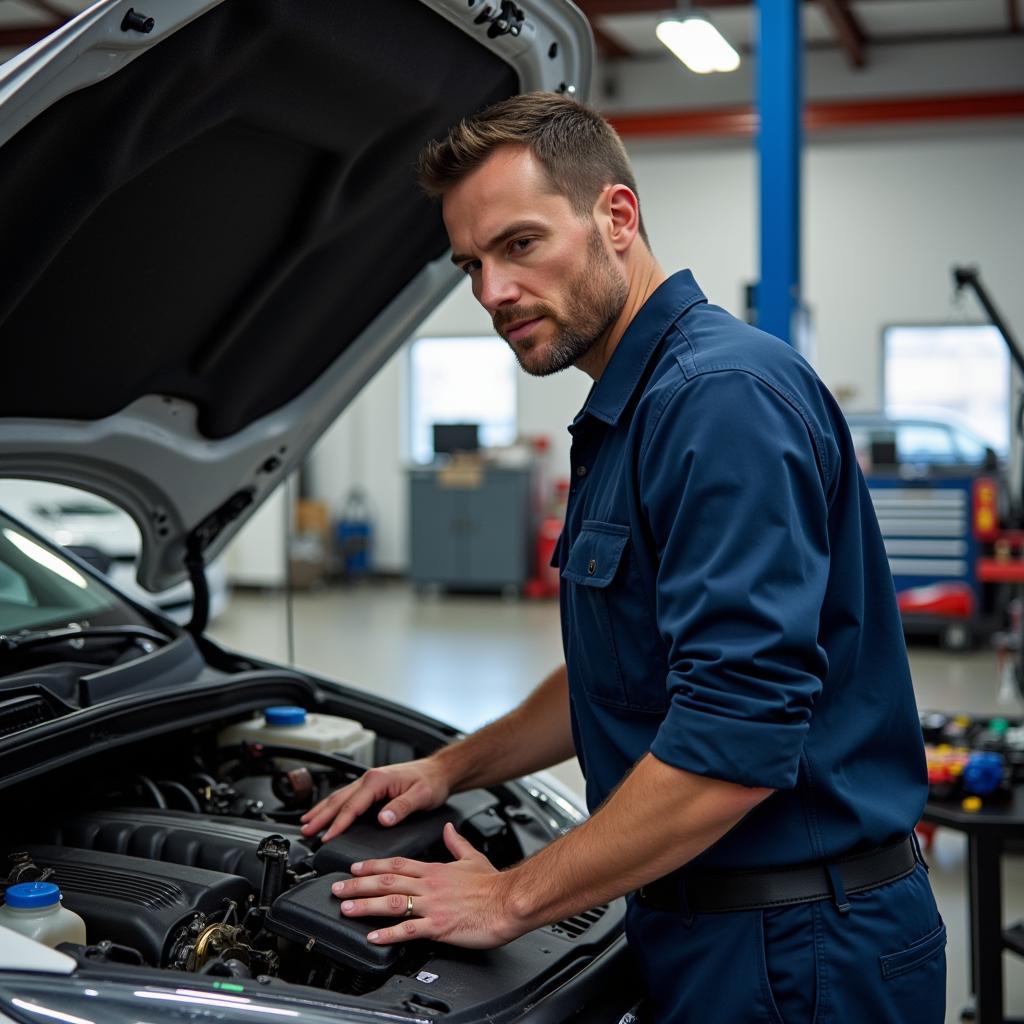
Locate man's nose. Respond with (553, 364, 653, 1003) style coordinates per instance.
(478, 263, 521, 313)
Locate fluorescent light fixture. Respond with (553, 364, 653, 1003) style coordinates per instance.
(656, 14, 740, 74)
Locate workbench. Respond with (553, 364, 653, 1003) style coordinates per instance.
(923, 792, 1024, 1023)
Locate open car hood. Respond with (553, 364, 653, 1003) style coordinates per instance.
(0, 0, 592, 591)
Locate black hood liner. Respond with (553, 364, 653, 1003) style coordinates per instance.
(0, 0, 516, 440)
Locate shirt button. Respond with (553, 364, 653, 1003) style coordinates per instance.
(587, 559, 597, 575)
(576, 466, 588, 478)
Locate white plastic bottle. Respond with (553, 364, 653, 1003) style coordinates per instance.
(218, 706, 376, 765)
(0, 882, 86, 948)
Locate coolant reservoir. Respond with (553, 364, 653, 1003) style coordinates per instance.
(0, 883, 86, 948)
(218, 706, 376, 765)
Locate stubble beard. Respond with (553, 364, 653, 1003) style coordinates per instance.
(495, 227, 629, 378)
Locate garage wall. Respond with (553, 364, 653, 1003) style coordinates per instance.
(299, 124, 1024, 575)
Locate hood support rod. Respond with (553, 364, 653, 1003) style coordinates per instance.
(184, 545, 211, 638)
(183, 487, 256, 637)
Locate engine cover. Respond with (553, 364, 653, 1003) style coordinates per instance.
(22, 845, 251, 965)
(312, 789, 500, 873)
(32, 809, 313, 887)
(265, 871, 402, 978)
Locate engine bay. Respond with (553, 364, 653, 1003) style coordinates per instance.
(0, 693, 624, 1018)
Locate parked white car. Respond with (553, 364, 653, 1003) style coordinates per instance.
(0, 480, 229, 625)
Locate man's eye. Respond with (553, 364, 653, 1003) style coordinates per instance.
(510, 238, 534, 255)
(462, 260, 481, 275)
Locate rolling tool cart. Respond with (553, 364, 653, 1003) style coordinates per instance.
(869, 473, 997, 650)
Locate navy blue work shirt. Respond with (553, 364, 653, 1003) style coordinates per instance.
(554, 270, 927, 870)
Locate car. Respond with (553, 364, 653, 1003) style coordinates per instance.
(844, 411, 1012, 649)
(844, 411, 1005, 479)
(0, 479, 229, 626)
(0, 2, 640, 1022)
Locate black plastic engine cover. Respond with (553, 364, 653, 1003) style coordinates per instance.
(313, 789, 499, 874)
(22, 845, 251, 965)
(265, 871, 400, 977)
(32, 809, 312, 887)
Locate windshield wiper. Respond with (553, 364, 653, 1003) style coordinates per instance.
(0, 625, 172, 657)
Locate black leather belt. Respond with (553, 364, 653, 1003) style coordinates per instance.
(636, 835, 920, 915)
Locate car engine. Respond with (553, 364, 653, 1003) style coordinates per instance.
(0, 714, 611, 1008)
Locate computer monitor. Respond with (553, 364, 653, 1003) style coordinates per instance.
(432, 423, 480, 456)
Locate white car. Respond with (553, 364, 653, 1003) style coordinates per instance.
(0, 2, 638, 1022)
(0, 480, 229, 625)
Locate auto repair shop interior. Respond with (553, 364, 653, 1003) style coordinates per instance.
(0, 2, 1022, 1023)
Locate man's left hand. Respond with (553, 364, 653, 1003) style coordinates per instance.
(331, 822, 523, 949)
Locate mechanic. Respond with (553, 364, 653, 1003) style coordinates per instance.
(301, 93, 945, 1022)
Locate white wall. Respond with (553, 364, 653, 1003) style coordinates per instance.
(298, 125, 1024, 575)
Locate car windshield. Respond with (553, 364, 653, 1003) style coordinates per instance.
(0, 510, 148, 634)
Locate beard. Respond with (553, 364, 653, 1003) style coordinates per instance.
(493, 226, 628, 377)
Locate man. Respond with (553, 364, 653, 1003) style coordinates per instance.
(301, 93, 945, 1021)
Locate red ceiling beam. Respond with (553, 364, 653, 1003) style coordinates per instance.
(592, 23, 634, 58)
(579, 0, 745, 12)
(816, 0, 867, 67)
(579, 0, 891, 9)
(608, 92, 1024, 138)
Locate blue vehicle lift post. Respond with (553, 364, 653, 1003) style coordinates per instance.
(756, 0, 802, 347)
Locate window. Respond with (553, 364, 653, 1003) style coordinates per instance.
(895, 424, 957, 465)
(0, 512, 132, 633)
(883, 324, 1010, 456)
(407, 336, 517, 464)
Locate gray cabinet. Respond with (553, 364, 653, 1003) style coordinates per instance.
(409, 465, 533, 592)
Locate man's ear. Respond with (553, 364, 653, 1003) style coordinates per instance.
(597, 184, 641, 254)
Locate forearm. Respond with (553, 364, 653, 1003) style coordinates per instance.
(430, 663, 575, 792)
(500, 753, 773, 929)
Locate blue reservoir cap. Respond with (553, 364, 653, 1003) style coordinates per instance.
(5, 882, 60, 909)
(265, 706, 307, 727)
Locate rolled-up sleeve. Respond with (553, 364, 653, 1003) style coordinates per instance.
(640, 369, 831, 790)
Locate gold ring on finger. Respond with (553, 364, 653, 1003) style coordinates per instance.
(404, 894, 414, 917)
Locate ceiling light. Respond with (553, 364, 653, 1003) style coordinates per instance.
(656, 12, 740, 74)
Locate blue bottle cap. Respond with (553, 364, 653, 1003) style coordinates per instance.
(265, 706, 306, 727)
(5, 882, 60, 909)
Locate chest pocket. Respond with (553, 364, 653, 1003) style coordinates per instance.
(562, 521, 667, 714)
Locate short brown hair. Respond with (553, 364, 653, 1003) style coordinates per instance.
(417, 92, 648, 245)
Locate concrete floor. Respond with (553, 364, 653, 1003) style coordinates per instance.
(209, 582, 1023, 1023)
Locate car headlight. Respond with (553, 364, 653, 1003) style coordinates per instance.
(520, 771, 587, 833)
(0, 977, 379, 1024)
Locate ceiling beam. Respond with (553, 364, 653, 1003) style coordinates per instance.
(1010, 0, 1021, 33)
(578, 0, 746, 12)
(0, 23, 62, 48)
(608, 92, 1024, 138)
(578, 0, 901, 12)
(592, 24, 634, 57)
(816, 0, 867, 67)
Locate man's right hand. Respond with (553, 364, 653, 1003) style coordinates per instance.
(299, 757, 451, 842)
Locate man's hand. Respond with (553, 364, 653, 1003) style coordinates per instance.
(300, 757, 451, 842)
(331, 823, 521, 949)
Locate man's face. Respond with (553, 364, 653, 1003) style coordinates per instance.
(442, 146, 628, 377)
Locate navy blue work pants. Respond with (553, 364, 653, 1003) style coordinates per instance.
(626, 865, 945, 1022)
